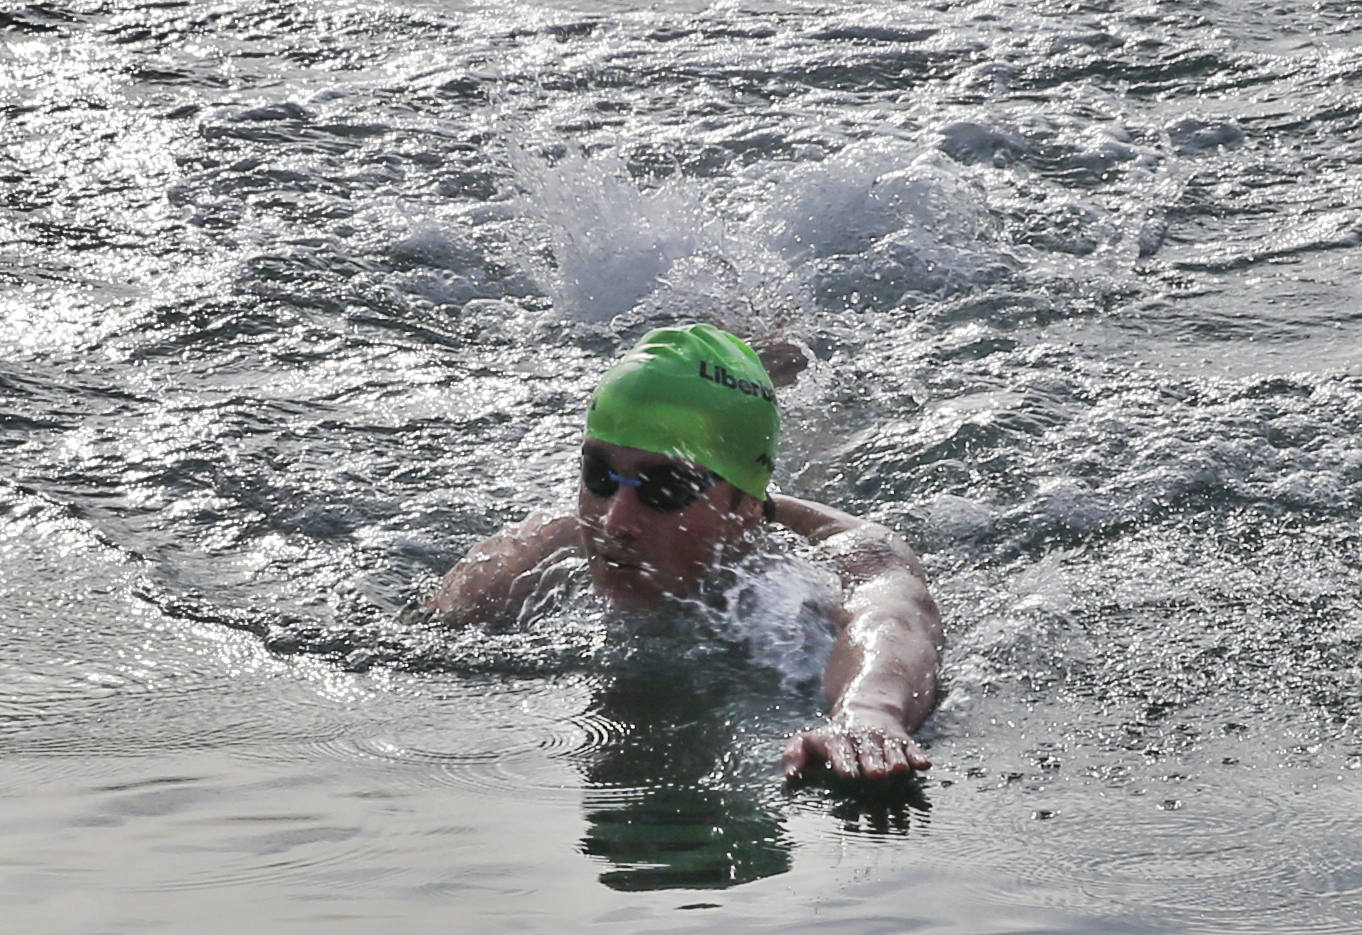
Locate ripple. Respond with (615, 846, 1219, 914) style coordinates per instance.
(146, 822, 390, 894)
(1025, 788, 1293, 907)
(913, 752, 1362, 933)
(550, 708, 630, 758)
(5, 0, 1362, 925)
(236, 675, 617, 803)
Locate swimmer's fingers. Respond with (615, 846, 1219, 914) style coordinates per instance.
(880, 734, 932, 774)
(782, 728, 840, 780)
(783, 727, 855, 780)
(784, 725, 931, 781)
(882, 738, 912, 775)
(826, 733, 859, 778)
(852, 733, 888, 780)
(904, 737, 932, 772)
(781, 731, 813, 779)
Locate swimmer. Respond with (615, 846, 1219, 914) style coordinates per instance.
(424, 324, 942, 782)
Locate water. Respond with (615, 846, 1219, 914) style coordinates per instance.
(3, 0, 1361, 930)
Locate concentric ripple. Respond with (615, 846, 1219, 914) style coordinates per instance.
(4, 0, 1362, 928)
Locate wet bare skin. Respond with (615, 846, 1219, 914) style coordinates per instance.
(576, 442, 765, 609)
(772, 501, 941, 781)
(425, 443, 942, 783)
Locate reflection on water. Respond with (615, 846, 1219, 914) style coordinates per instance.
(573, 648, 796, 890)
(791, 773, 932, 838)
(5, 0, 1362, 929)
(583, 787, 791, 891)
(566, 619, 934, 889)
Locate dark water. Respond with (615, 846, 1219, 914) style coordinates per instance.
(3, 0, 1361, 931)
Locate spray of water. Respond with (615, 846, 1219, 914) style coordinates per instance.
(503, 134, 1020, 334)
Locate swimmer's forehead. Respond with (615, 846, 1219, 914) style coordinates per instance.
(580, 440, 707, 472)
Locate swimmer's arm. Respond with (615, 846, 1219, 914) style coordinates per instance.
(423, 512, 581, 627)
(771, 494, 943, 781)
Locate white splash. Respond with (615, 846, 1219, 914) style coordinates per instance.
(717, 549, 843, 688)
(505, 133, 1004, 328)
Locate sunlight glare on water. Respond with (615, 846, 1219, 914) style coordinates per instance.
(2, 0, 1361, 931)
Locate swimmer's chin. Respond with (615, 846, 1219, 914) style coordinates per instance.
(591, 583, 664, 610)
(587, 559, 685, 609)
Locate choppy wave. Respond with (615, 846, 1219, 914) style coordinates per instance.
(4, 0, 1362, 925)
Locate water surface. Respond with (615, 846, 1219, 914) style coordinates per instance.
(3, 0, 1361, 931)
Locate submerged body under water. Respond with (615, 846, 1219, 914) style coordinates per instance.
(3, 0, 1362, 931)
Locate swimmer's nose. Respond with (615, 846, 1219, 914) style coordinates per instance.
(599, 482, 645, 539)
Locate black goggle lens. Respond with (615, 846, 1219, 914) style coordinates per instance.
(581, 451, 717, 513)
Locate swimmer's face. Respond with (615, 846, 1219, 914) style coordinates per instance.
(576, 441, 763, 609)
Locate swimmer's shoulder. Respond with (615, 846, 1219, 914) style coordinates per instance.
(418, 511, 581, 627)
(508, 510, 581, 551)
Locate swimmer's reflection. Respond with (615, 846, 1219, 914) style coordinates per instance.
(573, 651, 933, 890)
(576, 655, 793, 890)
(790, 770, 933, 837)
(582, 786, 790, 891)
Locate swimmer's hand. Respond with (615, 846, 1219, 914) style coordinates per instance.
(782, 708, 931, 782)
(747, 335, 809, 387)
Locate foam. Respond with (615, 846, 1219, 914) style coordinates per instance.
(507, 134, 1004, 326)
(755, 138, 993, 260)
(716, 548, 842, 688)
(927, 493, 996, 541)
(509, 146, 728, 322)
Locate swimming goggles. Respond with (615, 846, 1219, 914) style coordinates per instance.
(581, 450, 718, 513)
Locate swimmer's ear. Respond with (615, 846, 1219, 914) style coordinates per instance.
(729, 490, 766, 528)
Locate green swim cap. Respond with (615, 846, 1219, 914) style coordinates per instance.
(585, 324, 779, 499)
